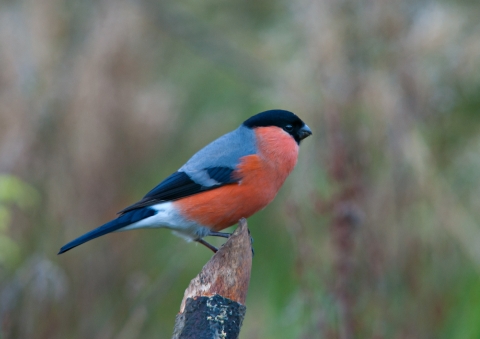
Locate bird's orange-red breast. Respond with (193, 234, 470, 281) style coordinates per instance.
(58, 110, 312, 254)
(175, 126, 299, 230)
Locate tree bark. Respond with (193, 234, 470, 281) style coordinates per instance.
(172, 218, 252, 339)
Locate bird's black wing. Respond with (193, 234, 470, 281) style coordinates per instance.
(118, 167, 238, 214)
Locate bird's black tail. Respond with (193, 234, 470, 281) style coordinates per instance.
(58, 208, 156, 254)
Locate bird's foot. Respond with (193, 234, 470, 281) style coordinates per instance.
(248, 229, 255, 257)
(207, 231, 231, 239)
(203, 230, 254, 256)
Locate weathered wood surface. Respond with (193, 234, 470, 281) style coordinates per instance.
(172, 218, 252, 339)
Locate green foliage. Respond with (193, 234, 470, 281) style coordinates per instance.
(0, 175, 39, 268)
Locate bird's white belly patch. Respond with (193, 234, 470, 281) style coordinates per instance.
(118, 202, 211, 241)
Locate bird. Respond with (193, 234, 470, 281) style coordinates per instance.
(58, 109, 312, 254)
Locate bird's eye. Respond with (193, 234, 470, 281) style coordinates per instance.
(284, 124, 294, 132)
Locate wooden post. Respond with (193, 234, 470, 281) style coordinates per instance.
(172, 218, 252, 339)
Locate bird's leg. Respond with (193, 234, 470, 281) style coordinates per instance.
(202, 230, 254, 256)
(207, 231, 231, 239)
(196, 239, 218, 253)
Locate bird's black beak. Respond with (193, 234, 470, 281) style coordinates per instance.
(298, 124, 312, 140)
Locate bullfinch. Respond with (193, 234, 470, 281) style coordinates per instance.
(58, 109, 312, 254)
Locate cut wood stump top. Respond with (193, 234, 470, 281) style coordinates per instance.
(179, 218, 252, 313)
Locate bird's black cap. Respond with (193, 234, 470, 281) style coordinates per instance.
(243, 109, 312, 144)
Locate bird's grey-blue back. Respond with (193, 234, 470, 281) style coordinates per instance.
(179, 125, 256, 186)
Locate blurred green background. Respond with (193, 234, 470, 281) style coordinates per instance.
(1, 0, 480, 338)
